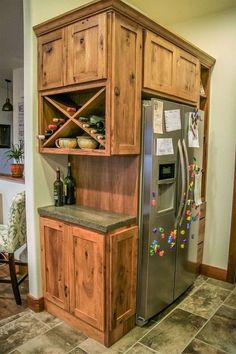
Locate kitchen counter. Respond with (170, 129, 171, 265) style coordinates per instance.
(38, 205, 136, 233)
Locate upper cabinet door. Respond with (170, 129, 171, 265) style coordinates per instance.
(143, 31, 176, 96)
(176, 48, 200, 102)
(38, 29, 65, 90)
(66, 14, 107, 85)
(111, 14, 142, 154)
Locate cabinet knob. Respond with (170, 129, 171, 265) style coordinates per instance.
(80, 37, 84, 44)
(130, 72, 135, 81)
(45, 46, 52, 54)
(114, 87, 120, 96)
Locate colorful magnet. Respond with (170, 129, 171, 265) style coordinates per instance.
(161, 233, 165, 239)
(180, 230, 185, 235)
(170, 242, 176, 248)
(187, 223, 190, 229)
(151, 198, 157, 207)
(183, 238, 187, 243)
(186, 210, 191, 216)
(159, 250, 165, 257)
(186, 216, 191, 221)
(180, 244, 185, 249)
(159, 226, 164, 233)
(152, 228, 157, 234)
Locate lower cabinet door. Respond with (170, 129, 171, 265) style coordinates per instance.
(69, 226, 105, 331)
(40, 218, 69, 311)
(109, 226, 138, 330)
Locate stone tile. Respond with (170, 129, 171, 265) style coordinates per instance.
(18, 322, 87, 354)
(206, 278, 235, 291)
(182, 338, 227, 353)
(0, 310, 29, 328)
(78, 338, 107, 353)
(197, 305, 236, 353)
(104, 321, 156, 354)
(140, 308, 206, 354)
(178, 282, 230, 318)
(8, 351, 22, 354)
(31, 311, 62, 328)
(0, 312, 49, 354)
(126, 343, 157, 353)
(68, 347, 87, 354)
(224, 288, 236, 309)
(193, 275, 208, 289)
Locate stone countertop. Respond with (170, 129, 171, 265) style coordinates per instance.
(38, 205, 136, 233)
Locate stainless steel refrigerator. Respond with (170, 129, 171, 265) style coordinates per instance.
(136, 98, 204, 326)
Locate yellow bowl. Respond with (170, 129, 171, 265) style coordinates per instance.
(77, 136, 98, 149)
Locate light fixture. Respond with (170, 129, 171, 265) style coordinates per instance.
(2, 79, 13, 111)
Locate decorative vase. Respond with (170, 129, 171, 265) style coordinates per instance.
(10, 164, 24, 178)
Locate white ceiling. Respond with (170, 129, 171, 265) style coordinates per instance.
(0, 0, 236, 89)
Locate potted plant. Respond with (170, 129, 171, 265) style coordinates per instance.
(5, 141, 24, 178)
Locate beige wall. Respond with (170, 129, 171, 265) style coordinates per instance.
(169, 8, 236, 269)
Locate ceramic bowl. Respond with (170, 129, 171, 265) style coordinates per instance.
(77, 135, 98, 149)
(55, 138, 77, 149)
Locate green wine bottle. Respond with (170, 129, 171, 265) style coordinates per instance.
(54, 168, 64, 206)
(64, 162, 76, 205)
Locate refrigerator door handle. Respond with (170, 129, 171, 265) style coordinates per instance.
(175, 139, 185, 228)
(179, 138, 190, 226)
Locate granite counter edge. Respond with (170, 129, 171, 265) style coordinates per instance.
(38, 207, 137, 233)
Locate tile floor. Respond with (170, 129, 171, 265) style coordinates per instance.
(0, 276, 236, 354)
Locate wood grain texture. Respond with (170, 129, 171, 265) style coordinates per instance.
(200, 263, 227, 282)
(111, 13, 142, 154)
(108, 226, 138, 330)
(143, 31, 176, 96)
(227, 154, 236, 283)
(38, 29, 65, 90)
(27, 294, 45, 312)
(40, 218, 69, 311)
(70, 155, 139, 216)
(33, 0, 215, 68)
(66, 13, 107, 85)
(69, 226, 105, 331)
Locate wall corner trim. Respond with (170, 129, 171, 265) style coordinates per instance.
(27, 294, 45, 312)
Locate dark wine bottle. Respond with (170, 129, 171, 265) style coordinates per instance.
(54, 168, 64, 207)
(64, 162, 76, 205)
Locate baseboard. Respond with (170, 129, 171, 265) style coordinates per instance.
(200, 264, 227, 281)
(27, 294, 44, 312)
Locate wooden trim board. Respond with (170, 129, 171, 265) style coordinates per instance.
(27, 294, 45, 312)
(227, 153, 236, 283)
(200, 264, 227, 282)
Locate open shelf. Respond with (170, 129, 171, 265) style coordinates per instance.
(39, 86, 107, 155)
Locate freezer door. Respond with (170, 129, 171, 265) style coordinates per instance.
(174, 106, 204, 299)
(137, 99, 182, 322)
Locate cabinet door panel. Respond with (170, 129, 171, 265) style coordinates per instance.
(38, 29, 65, 90)
(69, 226, 105, 331)
(66, 14, 107, 84)
(176, 49, 200, 102)
(111, 15, 142, 154)
(143, 31, 176, 95)
(109, 226, 138, 330)
(40, 218, 68, 310)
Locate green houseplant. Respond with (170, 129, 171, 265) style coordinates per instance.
(5, 141, 24, 178)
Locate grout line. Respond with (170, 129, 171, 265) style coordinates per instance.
(124, 341, 161, 354)
(221, 303, 236, 311)
(176, 304, 209, 320)
(180, 299, 229, 353)
(29, 310, 63, 330)
(193, 337, 229, 354)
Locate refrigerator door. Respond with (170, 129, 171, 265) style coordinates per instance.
(174, 106, 204, 299)
(137, 99, 182, 323)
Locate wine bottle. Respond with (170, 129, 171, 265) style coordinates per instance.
(54, 168, 64, 206)
(64, 162, 76, 205)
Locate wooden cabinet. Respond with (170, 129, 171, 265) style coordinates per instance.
(69, 226, 105, 331)
(38, 29, 65, 90)
(40, 218, 69, 311)
(111, 14, 142, 154)
(176, 48, 200, 102)
(38, 14, 107, 91)
(143, 30, 200, 103)
(40, 216, 138, 346)
(66, 14, 107, 85)
(143, 32, 176, 96)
